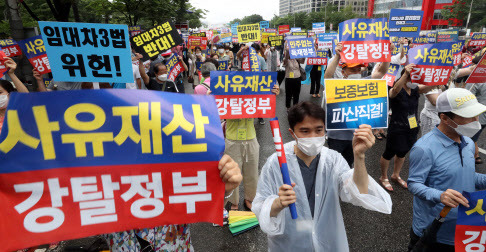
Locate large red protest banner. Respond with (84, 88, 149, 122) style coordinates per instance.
(279, 25, 290, 35)
(0, 90, 225, 251)
(466, 53, 486, 84)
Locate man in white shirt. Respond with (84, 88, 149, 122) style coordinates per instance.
(253, 102, 392, 252)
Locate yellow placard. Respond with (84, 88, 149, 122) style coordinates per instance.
(237, 23, 261, 43)
(261, 32, 274, 44)
(325, 79, 388, 104)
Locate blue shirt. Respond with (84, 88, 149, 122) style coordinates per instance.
(408, 127, 486, 245)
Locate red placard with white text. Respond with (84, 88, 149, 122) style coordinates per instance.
(466, 53, 486, 84)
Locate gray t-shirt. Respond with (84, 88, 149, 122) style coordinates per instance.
(48, 81, 82, 91)
(467, 83, 486, 125)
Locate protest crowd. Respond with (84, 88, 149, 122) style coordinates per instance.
(1, 9, 486, 252)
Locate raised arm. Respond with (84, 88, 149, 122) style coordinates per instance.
(136, 54, 150, 85)
(389, 64, 414, 99)
(33, 70, 47, 92)
(324, 42, 342, 79)
(4, 57, 28, 93)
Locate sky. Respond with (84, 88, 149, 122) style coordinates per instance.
(189, 0, 279, 27)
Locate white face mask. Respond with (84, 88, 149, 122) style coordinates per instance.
(157, 74, 168, 82)
(449, 119, 482, 138)
(212, 47, 217, 51)
(225, 49, 229, 53)
(218, 49, 225, 54)
(407, 82, 419, 89)
(347, 74, 361, 79)
(292, 131, 326, 157)
(196, 53, 202, 56)
(271, 47, 275, 50)
(0, 94, 8, 109)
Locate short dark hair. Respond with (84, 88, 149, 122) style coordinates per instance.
(438, 111, 456, 119)
(153, 63, 166, 74)
(206, 58, 219, 69)
(0, 80, 15, 93)
(195, 46, 202, 52)
(251, 43, 261, 51)
(288, 102, 326, 130)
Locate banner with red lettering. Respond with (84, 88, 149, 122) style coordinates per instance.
(0, 90, 225, 251)
(188, 36, 208, 50)
(466, 53, 486, 84)
(0, 39, 22, 57)
(18, 35, 52, 75)
(339, 18, 391, 64)
(408, 42, 454, 86)
(210, 71, 276, 119)
(455, 191, 486, 252)
(382, 63, 400, 87)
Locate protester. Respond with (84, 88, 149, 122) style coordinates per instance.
(253, 101, 392, 251)
(420, 87, 443, 136)
(379, 64, 436, 191)
(283, 44, 304, 110)
(223, 46, 280, 209)
(194, 62, 215, 95)
(251, 43, 267, 72)
(225, 44, 234, 68)
(323, 42, 390, 166)
(265, 45, 281, 72)
(217, 45, 232, 69)
(104, 154, 243, 251)
(150, 50, 188, 93)
(138, 55, 180, 93)
(408, 88, 486, 251)
(0, 57, 29, 133)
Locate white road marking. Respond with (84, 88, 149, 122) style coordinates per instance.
(479, 148, 486, 155)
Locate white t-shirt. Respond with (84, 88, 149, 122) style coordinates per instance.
(424, 89, 442, 112)
(126, 64, 141, 89)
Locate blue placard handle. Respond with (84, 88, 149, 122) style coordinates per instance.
(280, 163, 298, 219)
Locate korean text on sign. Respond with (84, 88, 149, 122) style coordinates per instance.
(188, 36, 207, 50)
(470, 33, 486, 47)
(325, 79, 388, 130)
(306, 51, 328, 65)
(241, 46, 261, 72)
(0, 90, 225, 251)
(165, 53, 184, 81)
(466, 53, 486, 84)
(260, 21, 270, 30)
(237, 23, 261, 43)
(130, 20, 184, 60)
(408, 42, 454, 86)
(210, 71, 277, 119)
(390, 37, 409, 57)
(388, 9, 423, 38)
(451, 41, 464, 67)
(437, 29, 459, 42)
(18, 35, 51, 75)
(287, 38, 316, 59)
(269, 36, 284, 47)
(39, 21, 133, 83)
(312, 22, 326, 33)
(382, 63, 400, 87)
(338, 18, 391, 64)
(279, 25, 290, 35)
(0, 39, 22, 57)
(455, 191, 486, 252)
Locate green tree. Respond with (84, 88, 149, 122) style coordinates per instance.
(441, 0, 486, 29)
(241, 14, 264, 25)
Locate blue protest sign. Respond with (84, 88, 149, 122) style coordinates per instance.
(210, 71, 276, 95)
(312, 22, 326, 33)
(287, 37, 316, 59)
(389, 9, 423, 38)
(260, 21, 270, 29)
(437, 29, 459, 42)
(408, 42, 454, 86)
(290, 27, 301, 32)
(18, 35, 52, 75)
(39, 21, 133, 83)
(218, 60, 229, 70)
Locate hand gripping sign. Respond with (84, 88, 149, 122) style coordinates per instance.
(269, 118, 298, 220)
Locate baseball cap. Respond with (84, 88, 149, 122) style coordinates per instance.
(340, 62, 368, 68)
(161, 50, 172, 57)
(436, 88, 486, 118)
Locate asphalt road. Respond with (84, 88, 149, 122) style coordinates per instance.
(56, 78, 486, 252)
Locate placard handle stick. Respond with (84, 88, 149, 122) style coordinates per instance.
(269, 117, 298, 219)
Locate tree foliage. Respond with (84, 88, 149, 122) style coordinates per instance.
(0, 0, 206, 37)
(441, 0, 486, 29)
(229, 6, 361, 31)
